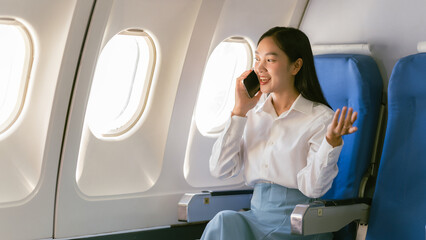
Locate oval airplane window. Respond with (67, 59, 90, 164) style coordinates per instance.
(86, 29, 155, 138)
(0, 20, 32, 134)
(195, 37, 253, 136)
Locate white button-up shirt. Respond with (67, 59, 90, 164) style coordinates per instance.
(209, 94, 343, 198)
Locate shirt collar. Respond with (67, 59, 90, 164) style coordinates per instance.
(255, 93, 313, 116)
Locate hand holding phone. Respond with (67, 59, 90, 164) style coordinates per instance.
(232, 70, 262, 117)
(243, 70, 260, 98)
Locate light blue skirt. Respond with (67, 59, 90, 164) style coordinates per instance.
(201, 183, 332, 240)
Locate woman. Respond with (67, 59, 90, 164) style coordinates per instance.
(201, 27, 358, 240)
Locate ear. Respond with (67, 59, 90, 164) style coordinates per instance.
(291, 58, 303, 75)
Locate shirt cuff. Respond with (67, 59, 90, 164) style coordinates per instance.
(317, 137, 344, 166)
(224, 115, 247, 140)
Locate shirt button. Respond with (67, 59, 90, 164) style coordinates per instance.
(264, 164, 268, 168)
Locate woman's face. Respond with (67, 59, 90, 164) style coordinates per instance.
(254, 37, 298, 95)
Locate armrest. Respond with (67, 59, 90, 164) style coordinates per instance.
(178, 190, 253, 223)
(291, 198, 371, 236)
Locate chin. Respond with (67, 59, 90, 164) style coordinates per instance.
(260, 87, 270, 94)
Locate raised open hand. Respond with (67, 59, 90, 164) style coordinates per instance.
(326, 107, 358, 147)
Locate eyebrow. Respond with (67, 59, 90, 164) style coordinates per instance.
(255, 51, 279, 57)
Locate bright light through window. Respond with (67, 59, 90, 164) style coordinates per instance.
(0, 21, 32, 134)
(195, 38, 253, 135)
(87, 30, 155, 137)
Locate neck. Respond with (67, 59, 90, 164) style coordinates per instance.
(271, 89, 299, 116)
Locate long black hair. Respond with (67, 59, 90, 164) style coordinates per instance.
(258, 27, 331, 109)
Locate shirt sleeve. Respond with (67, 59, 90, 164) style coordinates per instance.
(209, 114, 247, 179)
(296, 115, 343, 198)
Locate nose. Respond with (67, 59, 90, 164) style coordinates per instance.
(255, 60, 267, 73)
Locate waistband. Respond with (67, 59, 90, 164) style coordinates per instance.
(255, 180, 275, 184)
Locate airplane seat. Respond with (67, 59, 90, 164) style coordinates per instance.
(289, 52, 384, 240)
(314, 54, 383, 240)
(365, 52, 426, 240)
(314, 54, 383, 201)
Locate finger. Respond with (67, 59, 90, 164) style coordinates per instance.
(237, 70, 254, 90)
(337, 106, 347, 130)
(331, 108, 340, 128)
(239, 69, 252, 80)
(238, 70, 253, 84)
(253, 90, 263, 101)
(348, 126, 358, 134)
(351, 111, 358, 124)
(235, 77, 248, 100)
(343, 107, 353, 129)
(236, 76, 245, 89)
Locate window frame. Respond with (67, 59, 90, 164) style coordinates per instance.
(86, 29, 157, 138)
(0, 18, 33, 134)
(194, 36, 254, 136)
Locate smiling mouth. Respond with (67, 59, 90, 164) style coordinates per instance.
(259, 77, 270, 84)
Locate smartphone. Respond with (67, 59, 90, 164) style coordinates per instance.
(243, 70, 260, 98)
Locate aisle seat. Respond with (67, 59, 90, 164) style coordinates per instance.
(366, 52, 426, 239)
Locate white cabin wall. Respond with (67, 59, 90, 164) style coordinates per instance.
(152, 0, 226, 192)
(55, 0, 205, 238)
(300, 0, 426, 89)
(210, 0, 306, 46)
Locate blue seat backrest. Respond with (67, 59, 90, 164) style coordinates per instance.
(314, 54, 383, 200)
(367, 53, 426, 240)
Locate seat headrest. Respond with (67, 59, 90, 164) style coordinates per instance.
(417, 41, 426, 53)
(389, 52, 426, 99)
(312, 44, 371, 55)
